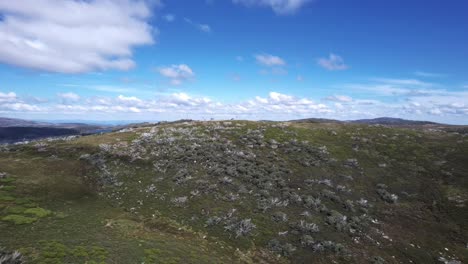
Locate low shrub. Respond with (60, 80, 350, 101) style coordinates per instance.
(271, 212, 288, 222)
(2, 214, 37, 225)
(267, 239, 296, 256)
(23, 207, 52, 218)
(0, 248, 24, 264)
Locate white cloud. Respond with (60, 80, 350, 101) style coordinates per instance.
(165, 92, 212, 107)
(255, 54, 286, 67)
(117, 95, 143, 106)
(0, 0, 155, 73)
(57, 92, 80, 103)
(1, 102, 41, 112)
(339, 78, 468, 121)
(233, 0, 313, 15)
(3, 88, 468, 124)
(325, 95, 353, 102)
(184, 18, 211, 33)
(317, 53, 348, 71)
(163, 14, 175, 22)
(0, 91, 42, 112)
(269, 92, 293, 102)
(157, 64, 195, 85)
(0, 92, 17, 103)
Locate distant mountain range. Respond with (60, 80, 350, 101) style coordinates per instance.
(0, 117, 110, 143)
(0, 117, 51, 127)
(0, 116, 461, 144)
(291, 117, 442, 126)
(349, 117, 439, 125)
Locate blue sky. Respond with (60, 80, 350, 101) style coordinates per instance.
(0, 0, 467, 124)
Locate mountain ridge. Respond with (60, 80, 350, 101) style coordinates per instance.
(0, 120, 466, 263)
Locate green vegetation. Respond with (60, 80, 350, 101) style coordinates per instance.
(2, 214, 37, 225)
(0, 120, 467, 263)
(23, 207, 52, 218)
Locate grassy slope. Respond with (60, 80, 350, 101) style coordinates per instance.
(0, 132, 243, 264)
(0, 121, 467, 263)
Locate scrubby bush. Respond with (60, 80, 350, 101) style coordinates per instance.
(271, 212, 288, 222)
(343, 200, 356, 212)
(312, 241, 345, 254)
(171, 196, 188, 207)
(322, 241, 345, 254)
(371, 256, 386, 264)
(303, 196, 321, 210)
(376, 186, 398, 203)
(376, 183, 387, 189)
(0, 248, 23, 264)
(318, 179, 333, 188)
(326, 210, 348, 231)
(222, 192, 239, 202)
(320, 190, 342, 203)
(224, 218, 256, 237)
(357, 198, 369, 207)
(267, 239, 282, 253)
(288, 192, 303, 204)
(205, 216, 222, 227)
(219, 176, 233, 185)
(267, 239, 296, 256)
(257, 198, 272, 212)
(300, 235, 315, 247)
(290, 220, 320, 234)
(344, 158, 359, 168)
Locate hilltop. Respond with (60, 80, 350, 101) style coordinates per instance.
(0, 120, 467, 263)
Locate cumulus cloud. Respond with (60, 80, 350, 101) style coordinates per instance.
(317, 53, 348, 71)
(117, 95, 143, 106)
(0, 0, 155, 73)
(0, 92, 17, 103)
(165, 92, 212, 107)
(249, 92, 325, 112)
(57, 92, 80, 104)
(0, 91, 41, 112)
(233, 0, 313, 15)
(3, 87, 467, 124)
(255, 54, 286, 67)
(157, 64, 195, 85)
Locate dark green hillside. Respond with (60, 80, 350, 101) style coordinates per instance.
(0, 121, 466, 263)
